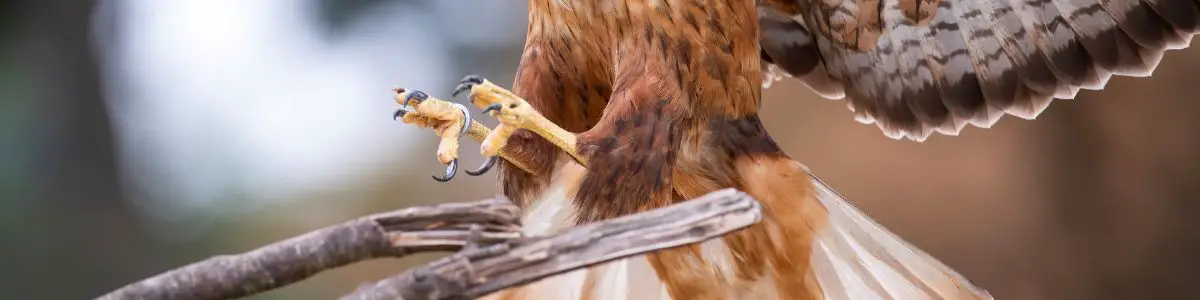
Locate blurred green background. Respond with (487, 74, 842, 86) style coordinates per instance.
(2, 1, 1199, 299)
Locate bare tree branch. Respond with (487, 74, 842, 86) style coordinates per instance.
(96, 189, 762, 300)
(97, 200, 523, 300)
(341, 188, 762, 300)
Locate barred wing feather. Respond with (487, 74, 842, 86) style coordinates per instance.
(759, 0, 1199, 141)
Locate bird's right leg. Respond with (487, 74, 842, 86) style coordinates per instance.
(391, 88, 536, 181)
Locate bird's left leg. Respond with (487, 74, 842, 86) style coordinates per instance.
(452, 75, 589, 175)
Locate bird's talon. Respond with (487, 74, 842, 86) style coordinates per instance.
(465, 156, 499, 176)
(432, 159, 459, 182)
(452, 83, 472, 98)
(482, 103, 502, 115)
(461, 74, 484, 85)
(392, 108, 410, 120)
(453, 75, 484, 97)
(402, 90, 429, 107)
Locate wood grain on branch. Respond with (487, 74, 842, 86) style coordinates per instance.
(97, 188, 762, 300)
(341, 188, 762, 300)
(98, 199, 523, 300)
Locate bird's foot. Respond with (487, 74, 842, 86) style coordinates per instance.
(392, 88, 493, 182)
(453, 75, 583, 175)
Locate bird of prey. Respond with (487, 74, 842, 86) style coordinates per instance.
(392, 0, 1197, 299)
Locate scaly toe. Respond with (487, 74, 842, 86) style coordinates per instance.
(430, 103, 472, 182)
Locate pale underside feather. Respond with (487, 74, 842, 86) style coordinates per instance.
(477, 161, 673, 300)
(479, 159, 991, 300)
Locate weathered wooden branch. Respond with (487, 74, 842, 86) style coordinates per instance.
(97, 200, 524, 300)
(341, 188, 762, 300)
(97, 189, 762, 300)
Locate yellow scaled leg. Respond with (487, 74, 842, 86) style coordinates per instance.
(451, 75, 587, 176)
(391, 88, 533, 181)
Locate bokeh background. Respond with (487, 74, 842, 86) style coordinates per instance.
(2, 1, 1198, 299)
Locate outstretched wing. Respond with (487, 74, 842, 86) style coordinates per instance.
(758, 0, 1199, 141)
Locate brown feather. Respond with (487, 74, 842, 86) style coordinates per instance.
(482, 1, 992, 299)
(758, 0, 1199, 140)
(500, 0, 614, 208)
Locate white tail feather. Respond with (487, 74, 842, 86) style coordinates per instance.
(808, 175, 994, 300)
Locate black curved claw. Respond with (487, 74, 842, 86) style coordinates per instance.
(432, 159, 458, 182)
(481, 103, 502, 115)
(402, 90, 429, 107)
(392, 108, 406, 120)
(465, 156, 499, 176)
(452, 74, 485, 97)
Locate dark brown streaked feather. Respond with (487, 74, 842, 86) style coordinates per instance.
(759, 6, 848, 97)
(758, 0, 1199, 140)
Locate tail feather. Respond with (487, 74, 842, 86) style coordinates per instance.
(808, 174, 993, 300)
